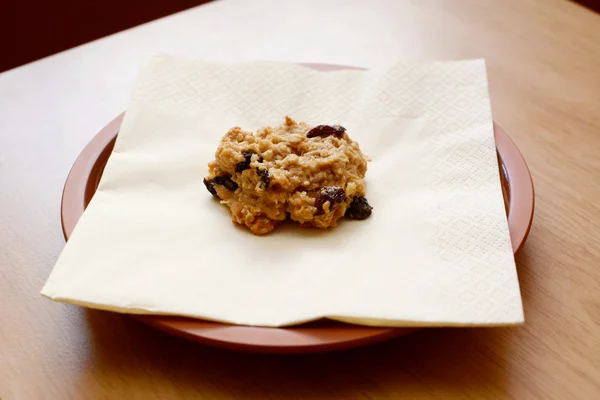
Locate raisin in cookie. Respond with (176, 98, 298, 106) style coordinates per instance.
(204, 116, 372, 235)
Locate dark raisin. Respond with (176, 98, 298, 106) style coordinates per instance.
(306, 124, 346, 139)
(345, 196, 373, 220)
(314, 186, 346, 215)
(256, 167, 270, 189)
(204, 176, 238, 197)
(203, 178, 218, 197)
(235, 150, 255, 173)
(213, 176, 239, 192)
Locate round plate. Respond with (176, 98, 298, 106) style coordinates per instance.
(61, 64, 534, 354)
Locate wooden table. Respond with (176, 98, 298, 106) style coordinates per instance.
(1, 0, 599, 398)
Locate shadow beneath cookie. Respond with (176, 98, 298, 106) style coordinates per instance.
(275, 218, 341, 236)
(78, 309, 518, 398)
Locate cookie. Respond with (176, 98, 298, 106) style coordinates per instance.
(204, 116, 372, 235)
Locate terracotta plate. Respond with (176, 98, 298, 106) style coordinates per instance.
(60, 64, 534, 354)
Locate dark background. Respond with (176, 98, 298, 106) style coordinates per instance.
(1, 0, 211, 72)
(0, 0, 597, 73)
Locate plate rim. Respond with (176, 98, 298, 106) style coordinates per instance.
(59, 63, 534, 353)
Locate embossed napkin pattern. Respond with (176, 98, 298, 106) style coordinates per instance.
(42, 55, 523, 327)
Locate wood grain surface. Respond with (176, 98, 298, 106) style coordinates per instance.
(1, 0, 599, 398)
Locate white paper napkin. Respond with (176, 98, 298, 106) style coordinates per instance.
(41, 55, 523, 327)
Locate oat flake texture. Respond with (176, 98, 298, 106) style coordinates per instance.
(205, 116, 371, 235)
